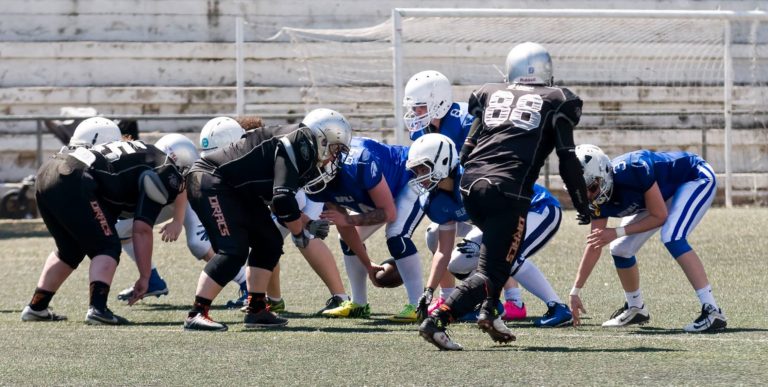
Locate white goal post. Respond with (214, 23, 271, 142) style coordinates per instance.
(392, 8, 768, 207)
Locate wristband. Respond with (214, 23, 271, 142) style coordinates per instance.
(569, 287, 581, 296)
(615, 226, 626, 238)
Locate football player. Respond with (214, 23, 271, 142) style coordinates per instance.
(408, 134, 573, 328)
(307, 137, 426, 322)
(569, 144, 727, 333)
(419, 42, 592, 350)
(21, 118, 186, 325)
(404, 70, 475, 144)
(183, 109, 351, 331)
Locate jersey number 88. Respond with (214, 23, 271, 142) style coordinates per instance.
(483, 90, 543, 131)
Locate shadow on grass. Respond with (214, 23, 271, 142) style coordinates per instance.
(632, 326, 768, 335)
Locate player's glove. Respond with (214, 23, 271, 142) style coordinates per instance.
(416, 287, 434, 323)
(305, 219, 330, 239)
(291, 229, 314, 249)
(576, 211, 591, 225)
(456, 238, 481, 258)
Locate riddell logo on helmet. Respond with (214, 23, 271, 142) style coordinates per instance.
(90, 200, 112, 236)
(518, 76, 538, 83)
(208, 196, 230, 236)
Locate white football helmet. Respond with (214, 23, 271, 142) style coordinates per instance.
(155, 133, 199, 175)
(406, 133, 459, 194)
(575, 144, 614, 208)
(301, 108, 353, 194)
(199, 117, 245, 156)
(403, 70, 453, 133)
(69, 117, 122, 148)
(505, 42, 553, 86)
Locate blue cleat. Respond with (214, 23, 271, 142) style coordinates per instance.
(457, 299, 505, 322)
(534, 301, 573, 327)
(226, 282, 249, 310)
(116, 270, 169, 301)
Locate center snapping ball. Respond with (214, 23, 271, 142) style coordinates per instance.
(374, 258, 403, 288)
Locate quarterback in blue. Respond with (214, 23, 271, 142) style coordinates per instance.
(569, 145, 726, 333)
(307, 137, 427, 322)
(403, 70, 475, 146)
(407, 133, 573, 329)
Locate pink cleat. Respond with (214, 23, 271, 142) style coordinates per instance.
(428, 297, 446, 315)
(502, 300, 527, 321)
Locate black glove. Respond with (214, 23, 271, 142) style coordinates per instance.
(456, 239, 481, 258)
(305, 219, 330, 239)
(576, 211, 591, 225)
(416, 287, 434, 323)
(291, 229, 313, 249)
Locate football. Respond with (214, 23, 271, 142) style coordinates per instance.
(374, 258, 403, 288)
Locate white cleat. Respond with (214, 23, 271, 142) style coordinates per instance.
(684, 304, 727, 333)
(602, 303, 650, 327)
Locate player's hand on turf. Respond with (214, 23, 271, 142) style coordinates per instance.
(291, 229, 314, 249)
(128, 277, 150, 306)
(305, 219, 330, 239)
(368, 263, 384, 287)
(570, 294, 587, 326)
(587, 228, 614, 249)
(160, 220, 183, 242)
(416, 287, 434, 323)
(320, 209, 351, 227)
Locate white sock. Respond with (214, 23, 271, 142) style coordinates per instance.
(503, 287, 523, 307)
(513, 261, 561, 304)
(122, 241, 157, 270)
(333, 293, 350, 301)
(695, 285, 718, 310)
(231, 266, 247, 286)
(439, 287, 455, 300)
(343, 254, 368, 305)
(267, 296, 282, 302)
(393, 253, 423, 305)
(625, 289, 644, 309)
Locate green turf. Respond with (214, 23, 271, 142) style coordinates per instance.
(1, 208, 766, 385)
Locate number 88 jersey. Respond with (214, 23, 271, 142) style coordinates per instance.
(463, 82, 583, 200)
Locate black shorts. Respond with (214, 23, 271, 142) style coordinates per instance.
(35, 156, 121, 269)
(186, 171, 283, 268)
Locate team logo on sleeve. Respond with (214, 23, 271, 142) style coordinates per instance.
(370, 161, 378, 177)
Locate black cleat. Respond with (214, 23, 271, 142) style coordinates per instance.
(418, 317, 463, 351)
(244, 309, 288, 328)
(85, 306, 130, 325)
(477, 317, 516, 344)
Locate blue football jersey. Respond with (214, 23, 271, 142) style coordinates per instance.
(422, 165, 558, 224)
(594, 150, 705, 218)
(409, 102, 475, 151)
(307, 137, 412, 213)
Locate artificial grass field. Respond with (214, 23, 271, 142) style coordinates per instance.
(1, 208, 766, 385)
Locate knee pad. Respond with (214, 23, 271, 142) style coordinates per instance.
(186, 227, 212, 260)
(664, 239, 692, 259)
(612, 254, 637, 269)
(386, 236, 417, 259)
(448, 249, 479, 279)
(424, 224, 438, 254)
(204, 253, 247, 286)
(339, 239, 355, 256)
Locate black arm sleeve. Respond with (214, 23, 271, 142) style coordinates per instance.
(459, 118, 482, 166)
(552, 94, 591, 220)
(272, 150, 301, 223)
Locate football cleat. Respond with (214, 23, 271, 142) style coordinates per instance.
(534, 301, 573, 327)
(602, 302, 650, 327)
(21, 306, 67, 322)
(266, 298, 286, 314)
(227, 285, 249, 311)
(477, 316, 516, 344)
(502, 300, 527, 321)
(419, 317, 463, 351)
(316, 295, 346, 315)
(85, 306, 130, 325)
(244, 309, 288, 328)
(321, 300, 371, 318)
(427, 297, 446, 315)
(116, 278, 169, 302)
(184, 311, 228, 332)
(457, 299, 505, 322)
(683, 304, 727, 333)
(388, 304, 418, 323)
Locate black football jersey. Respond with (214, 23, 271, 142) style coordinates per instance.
(462, 82, 583, 200)
(191, 125, 318, 202)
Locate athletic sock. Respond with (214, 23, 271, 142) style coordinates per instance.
(343, 254, 368, 305)
(512, 261, 561, 304)
(89, 281, 110, 311)
(393, 253, 424, 305)
(625, 289, 644, 309)
(248, 293, 267, 312)
(503, 286, 523, 307)
(231, 266, 247, 287)
(29, 288, 55, 311)
(439, 287, 455, 300)
(190, 296, 213, 317)
(695, 285, 718, 310)
(333, 293, 350, 301)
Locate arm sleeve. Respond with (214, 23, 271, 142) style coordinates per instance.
(552, 93, 591, 219)
(271, 149, 302, 223)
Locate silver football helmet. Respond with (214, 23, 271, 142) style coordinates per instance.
(69, 117, 122, 148)
(199, 117, 245, 156)
(403, 70, 453, 133)
(155, 133, 199, 175)
(575, 144, 614, 209)
(301, 108, 353, 194)
(505, 42, 553, 86)
(406, 133, 459, 195)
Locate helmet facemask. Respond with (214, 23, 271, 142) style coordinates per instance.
(407, 159, 441, 195)
(303, 143, 348, 194)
